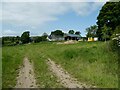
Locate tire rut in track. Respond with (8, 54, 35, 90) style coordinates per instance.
(47, 58, 94, 88)
(15, 57, 37, 88)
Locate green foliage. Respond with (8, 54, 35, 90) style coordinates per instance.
(51, 30, 64, 36)
(34, 36, 47, 43)
(2, 37, 15, 42)
(109, 40, 118, 52)
(34, 36, 42, 43)
(68, 30, 75, 34)
(112, 25, 120, 37)
(41, 36, 47, 41)
(97, 2, 120, 40)
(15, 36, 20, 44)
(110, 26, 120, 52)
(2, 37, 19, 46)
(21, 31, 30, 44)
(86, 25, 98, 38)
(102, 24, 110, 42)
(75, 31, 81, 35)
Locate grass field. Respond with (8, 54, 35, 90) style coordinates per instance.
(2, 44, 62, 88)
(0, 47, 2, 89)
(2, 41, 118, 88)
(2, 45, 25, 88)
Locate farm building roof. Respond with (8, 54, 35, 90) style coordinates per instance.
(64, 34, 81, 37)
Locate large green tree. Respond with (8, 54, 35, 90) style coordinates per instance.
(51, 30, 64, 36)
(86, 25, 98, 38)
(97, 2, 120, 40)
(21, 31, 30, 44)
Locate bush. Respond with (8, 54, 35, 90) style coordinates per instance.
(109, 40, 118, 52)
(34, 37, 42, 43)
(109, 26, 120, 52)
(34, 36, 47, 43)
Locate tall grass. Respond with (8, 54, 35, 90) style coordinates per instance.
(26, 45, 62, 87)
(0, 47, 2, 89)
(2, 45, 25, 88)
(2, 44, 62, 88)
(41, 42, 118, 88)
(2, 42, 118, 88)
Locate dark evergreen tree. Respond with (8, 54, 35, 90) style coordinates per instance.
(21, 31, 30, 44)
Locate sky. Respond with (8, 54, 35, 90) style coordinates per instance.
(1, 1, 107, 37)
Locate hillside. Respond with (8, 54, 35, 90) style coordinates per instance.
(2, 41, 118, 88)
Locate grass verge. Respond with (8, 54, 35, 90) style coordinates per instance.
(26, 44, 63, 88)
(39, 42, 118, 88)
(2, 45, 25, 88)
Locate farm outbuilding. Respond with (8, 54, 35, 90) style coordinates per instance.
(64, 34, 81, 41)
(47, 35, 64, 41)
(88, 37, 98, 41)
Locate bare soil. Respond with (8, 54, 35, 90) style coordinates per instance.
(47, 58, 92, 88)
(15, 57, 37, 88)
(57, 40, 78, 45)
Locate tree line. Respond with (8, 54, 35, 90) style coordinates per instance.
(2, 30, 81, 46)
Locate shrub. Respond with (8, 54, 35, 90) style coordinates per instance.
(34, 36, 47, 43)
(109, 26, 120, 52)
(109, 39, 118, 52)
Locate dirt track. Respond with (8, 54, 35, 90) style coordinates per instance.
(15, 57, 93, 88)
(47, 58, 91, 88)
(15, 57, 37, 88)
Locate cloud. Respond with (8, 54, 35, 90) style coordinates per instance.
(2, 0, 110, 2)
(2, 2, 69, 27)
(2, 2, 103, 26)
(70, 2, 104, 16)
(2, 29, 17, 36)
